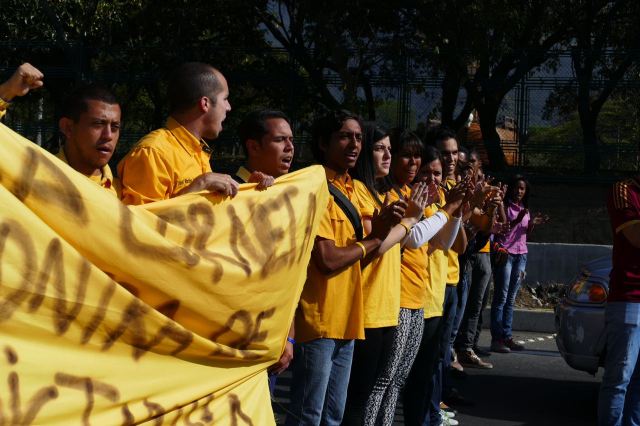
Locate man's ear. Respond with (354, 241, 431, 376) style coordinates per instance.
(246, 138, 261, 156)
(198, 96, 209, 113)
(59, 117, 74, 141)
(318, 137, 328, 153)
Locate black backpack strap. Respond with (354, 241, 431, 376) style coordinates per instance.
(328, 183, 363, 241)
(231, 174, 245, 184)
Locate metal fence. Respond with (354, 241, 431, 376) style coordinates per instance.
(2, 43, 639, 176)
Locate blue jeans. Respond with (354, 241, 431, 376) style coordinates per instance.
(598, 302, 640, 426)
(286, 338, 354, 426)
(490, 253, 527, 340)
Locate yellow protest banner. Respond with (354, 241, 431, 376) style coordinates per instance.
(0, 122, 328, 425)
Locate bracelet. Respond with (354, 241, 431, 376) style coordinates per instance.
(399, 221, 411, 236)
(355, 241, 367, 259)
(286, 337, 295, 345)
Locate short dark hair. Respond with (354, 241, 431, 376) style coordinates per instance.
(60, 83, 118, 121)
(425, 126, 457, 148)
(311, 110, 362, 164)
(423, 144, 442, 165)
(168, 62, 222, 114)
(237, 110, 291, 157)
(389, 127, 424, 158)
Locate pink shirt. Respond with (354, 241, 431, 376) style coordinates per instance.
(496, 201, 529, 254)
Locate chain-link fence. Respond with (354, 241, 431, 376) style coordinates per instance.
(2, 44, 639, 176)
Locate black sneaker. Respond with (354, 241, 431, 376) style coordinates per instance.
(473, 346, 492, 357)
(490, 339, 510, 353)
(504, 338, 525, 351)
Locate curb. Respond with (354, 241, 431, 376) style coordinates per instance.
(481, 307, 555, 334)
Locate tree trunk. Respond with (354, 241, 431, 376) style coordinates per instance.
(579, 112, 600, 174)
(477, 102, 507, 171)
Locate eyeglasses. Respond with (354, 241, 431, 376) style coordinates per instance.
(337, 131, 363, 142)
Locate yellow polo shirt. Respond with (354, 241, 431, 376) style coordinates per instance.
(399, 185, 431, 310)
(354, 180, 401, 328)
(55, 149, 119, 197)
(118, 117, 213, 205)
(424, 196, 449, 319)
(296, 168, 365, 341)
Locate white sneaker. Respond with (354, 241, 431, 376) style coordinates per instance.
(441, 409, 456, 419)
(442, 416, 459, 426)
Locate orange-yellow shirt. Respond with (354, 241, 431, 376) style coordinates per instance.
(354, 180, 401, 328)
(443, 178, 461, 284)
(424, 199, 449, 318)
(398, 185, 430, 309)
(55, 149, 119, 197)
(117, 117, 213, 205)
(296, 168, 364, 341)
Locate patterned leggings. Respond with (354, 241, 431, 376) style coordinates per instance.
(364, 307, 425, 426)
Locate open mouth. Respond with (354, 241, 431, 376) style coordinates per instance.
(281, 156, 293, 167)
(96, 146, 113, 155)
(345, 152, 358, 160)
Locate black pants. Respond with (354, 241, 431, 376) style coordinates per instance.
(343, 326, 396, 425)
(402, 316, 444, 426)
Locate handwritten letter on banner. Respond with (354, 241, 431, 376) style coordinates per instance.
(0, 123, 328, 425)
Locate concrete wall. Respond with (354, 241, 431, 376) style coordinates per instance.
(525, 242, 612, 286)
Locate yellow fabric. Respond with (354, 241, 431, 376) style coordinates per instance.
(424, 197, 448, 319)
(0, 122, 328, 425)
(118, 117, 213, 205)
(354, 180, 401, 328)
(296, 168, 365, 341)
(479, 239, 491, 253)
(55, 148, 119, 197)
(397, 185, 429, 309)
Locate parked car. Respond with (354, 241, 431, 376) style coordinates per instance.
(555, 256, 611, 374)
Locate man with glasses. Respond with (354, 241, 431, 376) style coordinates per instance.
(118, 62, 238, 205)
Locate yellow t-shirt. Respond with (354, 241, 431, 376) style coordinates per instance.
(443, 179, 461, 284)
(118, 117, 213, 205)
(296, 168, 364, 341)
(354, 180, 401, 328)
(424, 198, 448, 319)
(55, 149, 119, 197)
(398, 185, 430, 309)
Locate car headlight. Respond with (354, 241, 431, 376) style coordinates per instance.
(567, 279, 607, 304)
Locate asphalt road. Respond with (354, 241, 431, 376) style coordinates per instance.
(443, 330, 601, 426)
(272, 330, 602, 425)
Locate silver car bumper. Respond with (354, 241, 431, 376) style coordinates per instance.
(555, 300, 606, 374)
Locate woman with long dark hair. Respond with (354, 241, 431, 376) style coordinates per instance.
(364, 129, 466, 426)
(343, 123, 427, 425)
(490, 174, 548, 353)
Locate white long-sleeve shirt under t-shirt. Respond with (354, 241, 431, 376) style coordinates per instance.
(403, 212, 462, 250)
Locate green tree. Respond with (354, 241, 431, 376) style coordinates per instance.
(408, 0, 570, 170)
(562, 0, 640, 173)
